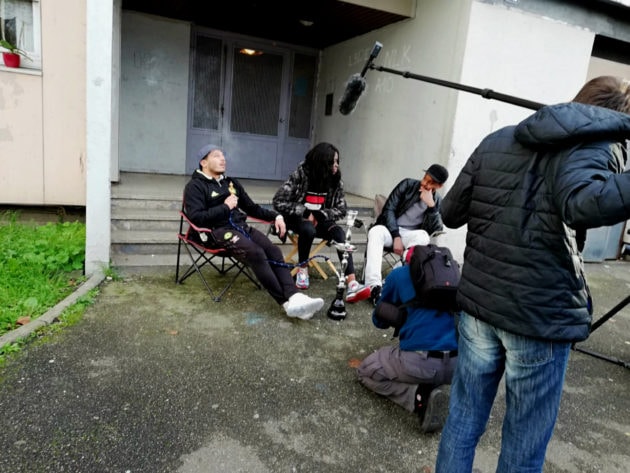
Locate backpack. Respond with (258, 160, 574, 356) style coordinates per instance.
(407, 244, 461, 312)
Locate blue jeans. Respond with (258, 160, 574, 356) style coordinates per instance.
(436, 313, 571, 473)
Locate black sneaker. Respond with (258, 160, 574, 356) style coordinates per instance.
(418, 385, 449, 433)
(369, 285, 381, 307)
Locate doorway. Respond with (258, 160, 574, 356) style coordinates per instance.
(186, 31, 318, 179)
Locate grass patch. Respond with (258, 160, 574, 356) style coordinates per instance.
(0, 211, 86, 337)
(0, 288, 98, 371)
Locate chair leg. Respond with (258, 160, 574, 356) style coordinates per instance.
(240, 263, 262, 290)
(176, 241, 262, 302)
(180, 243, 218, 297)
(212, 258, 264, 302)
(308, 240, 330, 280)
(175, 237, 183, 283)
(212, 261, 246, 302)
(289, 239, 331, 279)
(286, 233, 302, 277)
(284, 234, 299, 264)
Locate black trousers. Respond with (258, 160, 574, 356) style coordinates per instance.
(210, 225, 296, 304)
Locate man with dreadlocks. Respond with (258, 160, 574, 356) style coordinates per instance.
(273, 142, 370, 303)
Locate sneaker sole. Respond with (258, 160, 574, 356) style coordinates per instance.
(420, 386, 449, 433)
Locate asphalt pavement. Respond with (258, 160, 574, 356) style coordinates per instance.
(0, 261, 629, 473)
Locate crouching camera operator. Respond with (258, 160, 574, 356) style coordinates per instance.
(356, 254, 458, 433)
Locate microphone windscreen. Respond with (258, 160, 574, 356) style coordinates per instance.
(338, 73, 367, 115)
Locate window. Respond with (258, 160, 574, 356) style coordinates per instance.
(0, 0, 40, 69)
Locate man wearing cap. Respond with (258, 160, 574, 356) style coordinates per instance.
(361, 164, 448, 305)
(184, 144, 325, 320)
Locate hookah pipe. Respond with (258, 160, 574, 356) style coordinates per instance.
(327, 210, 363, 320)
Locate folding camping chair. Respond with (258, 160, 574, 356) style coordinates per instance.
(175, 210, 262, 302)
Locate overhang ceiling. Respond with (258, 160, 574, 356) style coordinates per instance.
(121, 0, 411, 49)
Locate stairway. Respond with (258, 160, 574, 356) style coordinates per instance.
(110, 172, 375, 269)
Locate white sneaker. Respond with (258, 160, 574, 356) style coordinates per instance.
(283, 292, 324, 320)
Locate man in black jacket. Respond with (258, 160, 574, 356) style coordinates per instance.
(436, 76, 630, 473)
(362, 164, 448, 305)
(184, 144, 324, 320)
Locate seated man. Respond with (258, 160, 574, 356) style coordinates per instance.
(363, 164, 448, 305)
(272, 142, 369, 303)
(356, 251, 458, 433)
(184, 144, 324, 320)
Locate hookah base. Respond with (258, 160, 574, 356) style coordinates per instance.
(327, 299, 347, 320)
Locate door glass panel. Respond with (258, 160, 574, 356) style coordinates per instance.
(231, 47, 282, 135)
(192, 36, 222, 130)
(289, 54, 316, 139)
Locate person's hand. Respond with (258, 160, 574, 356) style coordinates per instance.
(224, 194, 238, 210)
(420, 186, 436, 208)
(393, 236, 404, 255)
(307, 212, 318, 227)
(275, 218, 286, 238)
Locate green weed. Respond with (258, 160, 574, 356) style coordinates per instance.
(0, 211, 86, 337)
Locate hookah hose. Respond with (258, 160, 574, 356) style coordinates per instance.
(227, 211, 335, 270)
(228, 210, 349, 320)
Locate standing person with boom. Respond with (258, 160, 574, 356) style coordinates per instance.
(436, 76, 630, 473)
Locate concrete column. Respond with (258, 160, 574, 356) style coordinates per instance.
(85, 0, 116, 274)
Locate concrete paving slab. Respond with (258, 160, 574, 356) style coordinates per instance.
(0, 261, 629, 472)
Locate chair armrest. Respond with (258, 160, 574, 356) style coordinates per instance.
(180, 211, 213, 234)
(179, 211, 218, 246)
(248, 217, 285, 241)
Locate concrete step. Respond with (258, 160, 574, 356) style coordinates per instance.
(112, 197, 181, 211)
(109, 173, 378, 268)
(110, 227, 370, 268)
(110, 195, 375, 267)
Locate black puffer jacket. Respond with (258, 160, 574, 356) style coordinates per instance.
(375, 178, 444, 239)
(442, 103, 630, 342)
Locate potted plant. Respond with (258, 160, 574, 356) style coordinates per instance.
(0, 38, 30, 68)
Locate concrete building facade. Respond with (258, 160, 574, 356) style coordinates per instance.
(1, 0, 629, 273)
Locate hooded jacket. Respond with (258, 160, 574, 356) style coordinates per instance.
(441, 103, 630, 342)
(272, 162, 347, 222)
(184, 170, 279, 232)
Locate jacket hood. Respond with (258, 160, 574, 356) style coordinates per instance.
(514, 102, 630, 149)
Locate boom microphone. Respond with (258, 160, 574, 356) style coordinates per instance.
(339, 41, 382, 115)
(338, 73, 366, 115)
